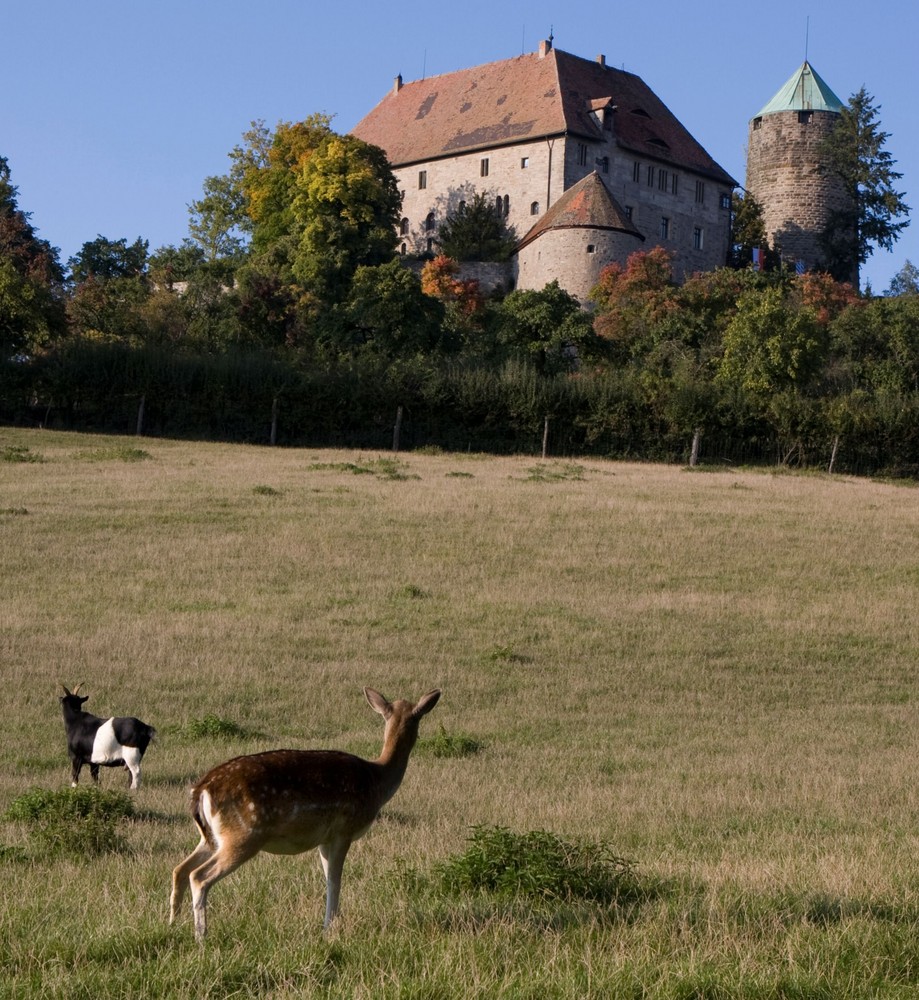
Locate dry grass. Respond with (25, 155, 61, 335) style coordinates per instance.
(2, 427, 919, 997)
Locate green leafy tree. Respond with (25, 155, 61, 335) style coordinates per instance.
(819, 88, 910, 285)
(728, 191, 780, 271)
(291, 133, 400, 311)
(188, 174, 247, 262)
(716, 284, 828, 398)
(345, 258, 444, 356)
(0, 155, 66, 355)
(885, 259, 919, 297)
(67, 236, 150, 342)
(498, 280, 601, 375)
(436, 192, 517, 262)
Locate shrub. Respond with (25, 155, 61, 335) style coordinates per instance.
(435, 825, 645, 906)
(418, 724, 485, 758)
(184, 715, 251, 740)
(4, 787, 134, 858)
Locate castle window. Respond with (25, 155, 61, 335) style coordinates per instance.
(530, 201, 540, 215)
(426, 237, 434, 253)
(753, 117, 762, 130)
(458, 200, 466, 213)
(586, 244, 596, 254)
(503, 194, 510, 216)
(480, 158, 490, 177)
(798, 110, 813, 125)
(418, 170, 427, 189)
(720, 193, 732, 210)
(671, 174, 679, 195)
(646, 165, 655, 187)
(400, 217, 409, 235)
(693, 227, 704, 250)
(695, 180, 705, 204)
(577, 143, 589, 166)
(400, 242, 407, 255)
(660, 217, 670, 240)
(597, 156, 609, 174)
(425, 212, 435, 233)
(521, 156, 529, 169)
(658, 168, 669, 192)
(633, 161, 641, 183)
(624, 205, 633, 220)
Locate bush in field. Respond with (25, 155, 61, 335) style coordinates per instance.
(418, 724, 485, 759)
(435, 825, 646, 906)
(184, 715, 251, 740)
(4, 787, 134, 858)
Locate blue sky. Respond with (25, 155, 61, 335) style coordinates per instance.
(5, 0, 916, 292)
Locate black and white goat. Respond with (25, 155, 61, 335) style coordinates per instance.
(60, 685, 156, 789)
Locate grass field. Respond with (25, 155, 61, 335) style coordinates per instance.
(2, 426, 919, 999)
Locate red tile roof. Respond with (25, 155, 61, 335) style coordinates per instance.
(518, 172, 645, 250)
(352, 47, 736, 187)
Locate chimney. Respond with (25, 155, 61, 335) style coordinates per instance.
(538, 38, 552, 58)
(597, 54, 606, 66)
(393, 74, 403, 94)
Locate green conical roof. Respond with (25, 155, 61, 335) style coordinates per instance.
(754, 61, 843, 117)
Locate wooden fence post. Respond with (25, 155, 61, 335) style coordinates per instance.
(828, 434, 840, 475)
(270, 396, 279, 446)
(689, 428, 702, 467)
(136, 395, 145, 437)
(393, 405, 403, 452)
(542, 416, 550, 459)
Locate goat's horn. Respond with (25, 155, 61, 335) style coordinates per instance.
(72, 683, 82, 694)
(61, 684, 71, 695)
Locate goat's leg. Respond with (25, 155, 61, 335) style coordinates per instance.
(89, 763, 100, 783)
(70, 757, 82, 787)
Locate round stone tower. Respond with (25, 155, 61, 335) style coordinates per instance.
(745, 62, 851, 275)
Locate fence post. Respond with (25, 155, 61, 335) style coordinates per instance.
(270, 396, 279, 446)
(136, 395, 145, 437)
(828, 434, 840, 474)
(393, 405, 403, 452)
(542, 416, 550, 459)
(689, 427, 702, 467)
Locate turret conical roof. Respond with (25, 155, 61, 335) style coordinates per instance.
(754, 61, 844, 117)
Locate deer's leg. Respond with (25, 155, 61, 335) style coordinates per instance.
(170, 838, 213, 925)
(189, 841, 260, 942)
(318, 839, 351, 929)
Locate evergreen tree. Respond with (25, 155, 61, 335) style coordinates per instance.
(436, 192, 517, 262)
(819, 88, 910, 285)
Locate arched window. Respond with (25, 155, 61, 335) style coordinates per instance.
(458, 200, 466, 214)
(530, 201, 540, 215)
(400, 242, 407, 255)
(495, 196, 502, 214)
(503, 194, 510, 216)
(425, 212, 435, 233)
(399, 217, 409, 235)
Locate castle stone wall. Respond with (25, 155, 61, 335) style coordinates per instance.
(745, 110, 850, 272)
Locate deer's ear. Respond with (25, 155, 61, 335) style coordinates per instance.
(364, 687, 393, 718)
(413, 690, 441, 718)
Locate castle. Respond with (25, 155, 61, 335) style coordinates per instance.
(745, 61, 849, 279)
(352, 40, 847, 299)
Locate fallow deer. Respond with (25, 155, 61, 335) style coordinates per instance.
(170, 686, 440, 941)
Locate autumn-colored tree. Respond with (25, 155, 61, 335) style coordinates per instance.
(590, 248, 678, 360)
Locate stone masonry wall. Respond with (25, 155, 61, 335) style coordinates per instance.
(745, 109, 850, 271)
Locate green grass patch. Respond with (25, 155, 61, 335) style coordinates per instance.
(252, 484, 281, 496)
(525, 461, 585, 482)
(434, 825, 648, 907)
(182, 715, 253, 741)
(418, 724, 485, 758)
(72, 446, 152, 462)
(4, 787, 135, 858)
(308, 457, 419, 480)
(1, 444, 44, 463)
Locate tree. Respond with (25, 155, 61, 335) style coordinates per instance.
(498, 280, 600, 375)
(187, 174, 247, 263)
(66, 236, 150, 342)
(68, 236, 148, 284)
(819, 88, 910, 285)
(886, 259, 919, 297)
(728, 191, 780, 271)
(291, 133, 400, 310)
(0, 155, 66, 355)
(435, 192, 517, 262)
